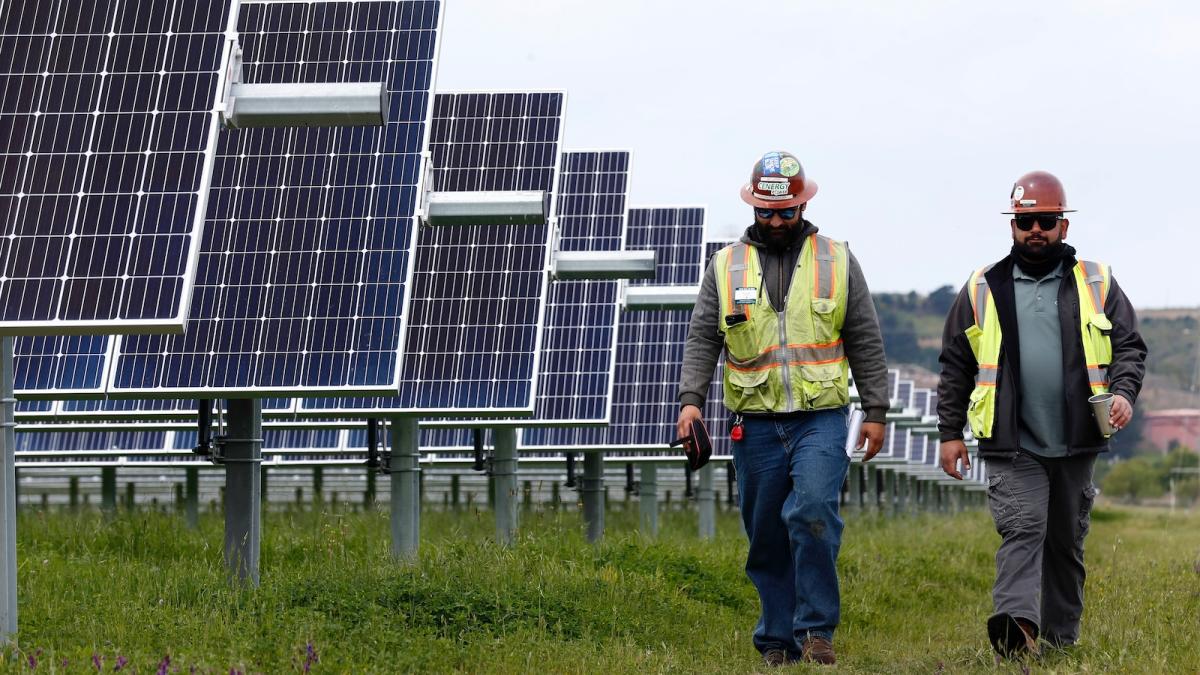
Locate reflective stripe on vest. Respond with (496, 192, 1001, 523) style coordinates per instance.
(964, 260, 1113, 439)
(714, 235, 850, 413)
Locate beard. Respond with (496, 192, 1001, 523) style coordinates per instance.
(1013, 238, 1065, 261)
(754, 222, 804, 250)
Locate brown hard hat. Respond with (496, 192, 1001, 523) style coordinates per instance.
(740, 151, 818, 208)
(1003, 170, 1077, 214)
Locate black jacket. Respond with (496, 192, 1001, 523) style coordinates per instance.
(936, 252, 1147, 457)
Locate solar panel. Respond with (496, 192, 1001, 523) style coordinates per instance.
(523, 206, 705, 452)
(0, 0, 235, 333)
(301, 90, 565, 415)
(104, 0, 442, 395)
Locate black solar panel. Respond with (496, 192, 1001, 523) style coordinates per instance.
(105, 0, 441, 395)
(302, 90, 564, 415)
(524, 206, 705, 451)
(0, 0, 234, 332)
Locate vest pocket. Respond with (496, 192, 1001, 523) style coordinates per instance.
(967, 385, 996, 439)
(798, 362, 849, 410)
(811, 298, 839, 344)
(1086, 314, 1114, 367)
(725, 368, 773, 411)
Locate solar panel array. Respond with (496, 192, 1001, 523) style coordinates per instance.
(0, 0, 234, 333)
(102, 0, 441, 396)
(422, 149, 630, 443)
(302, 90, 565, 415)
(523, 206, 705, 451)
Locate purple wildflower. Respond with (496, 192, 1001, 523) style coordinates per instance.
(114, 655, 128, 672)
(26, 653, 36, 669)
(156, 655, 171, 675)
(92, 653, 103, 671)
(304, 642, 319, 673)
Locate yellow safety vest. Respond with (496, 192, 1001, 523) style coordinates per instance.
(964, 260, 1114, 439)
(714, 235, 850, 413)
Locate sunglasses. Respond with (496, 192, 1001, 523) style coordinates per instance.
(754, 207, 799, 220)
(1014, 214, 1062, 231)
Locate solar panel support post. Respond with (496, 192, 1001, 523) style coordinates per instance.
(185, 467, 199, 529)
(101, 467, 117, 515)
(388, 417, 420, 560)
(552, 251, 657, 281)
(492, 427, 519, 546)
(638, 464, 658, 539)
(223, 82, 388, 129)
(697, 463, 716, 540)
(581, 452, 605, 544)
(423, 191, 549, 227)
(223, 398, 262, 588)
(0, 336, 18, 641)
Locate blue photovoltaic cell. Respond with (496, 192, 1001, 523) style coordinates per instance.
(107, 0, 441, 395)
(524, 206, 705, 451)
(303, 90, 563, 415)
(13, 334, 109, 394)
(15, 430, 170, 464)
(0, 0, 232, 331)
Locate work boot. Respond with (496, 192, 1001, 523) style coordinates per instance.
(987, 613, 1041, 658)
(761, 648, 789, 667)
(800, 636, 836, 665)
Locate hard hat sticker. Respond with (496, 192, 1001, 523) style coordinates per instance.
(761, 152, 782, 175)
(1012, 185, 1025, 201)
(779, 157, 800, 177)
(757, 180, 791, 196)
(734, 287, 758, 305)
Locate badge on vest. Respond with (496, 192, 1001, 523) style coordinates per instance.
(734, 287, 757, 305)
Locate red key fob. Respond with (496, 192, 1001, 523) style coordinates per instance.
(730, 414, 744, 442)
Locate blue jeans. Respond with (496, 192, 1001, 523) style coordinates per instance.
(732, 407, 850, 655)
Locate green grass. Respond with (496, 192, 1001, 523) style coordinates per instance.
(6, 501, 1199, 673)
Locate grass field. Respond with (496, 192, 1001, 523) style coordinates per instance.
(5, 501, 1199, 673)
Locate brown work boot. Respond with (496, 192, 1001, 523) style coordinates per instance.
(761, 648, 790, 667)
(800, 635, 837, 665)
(987, 613, 1041, 658)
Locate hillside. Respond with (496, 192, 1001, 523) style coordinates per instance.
(872, 290, 1199, 412)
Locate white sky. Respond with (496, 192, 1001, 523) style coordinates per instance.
(436, 0, 1200, 308)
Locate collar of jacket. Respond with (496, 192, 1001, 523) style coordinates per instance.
(982, 246, 1080, 388)
(740, 220, 819, 250)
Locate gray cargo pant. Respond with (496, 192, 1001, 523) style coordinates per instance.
(985, 450, 1098, 645)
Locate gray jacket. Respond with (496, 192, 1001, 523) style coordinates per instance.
(677, 222, 891, 423)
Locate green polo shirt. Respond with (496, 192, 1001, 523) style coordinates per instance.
(1013, 262, 1068, 457)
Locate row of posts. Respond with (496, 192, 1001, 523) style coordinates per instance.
(11, 460, 984, 522)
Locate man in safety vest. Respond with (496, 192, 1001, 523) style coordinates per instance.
(677, 151, 889, 667)
(936, 171, 1147, 658)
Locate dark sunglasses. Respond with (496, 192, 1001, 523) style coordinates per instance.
(1014, 214, 1062, 231)
(754, 207, 799, 220)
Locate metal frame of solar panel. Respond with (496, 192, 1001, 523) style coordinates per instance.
(86, 0, 444, 398)
(521, 205, 705, 455)
(0, 0, 237, 335)
(298, 89, 566, 417)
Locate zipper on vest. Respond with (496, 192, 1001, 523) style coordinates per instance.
(778, 311, 796, 410)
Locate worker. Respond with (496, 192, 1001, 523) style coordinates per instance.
(936, 170, 1147, 657)
(677, 151, 890, 666)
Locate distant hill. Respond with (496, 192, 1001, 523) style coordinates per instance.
(872, 290, 1199, 412)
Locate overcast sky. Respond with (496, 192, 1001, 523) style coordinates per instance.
(436, 0, 1200, 308)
